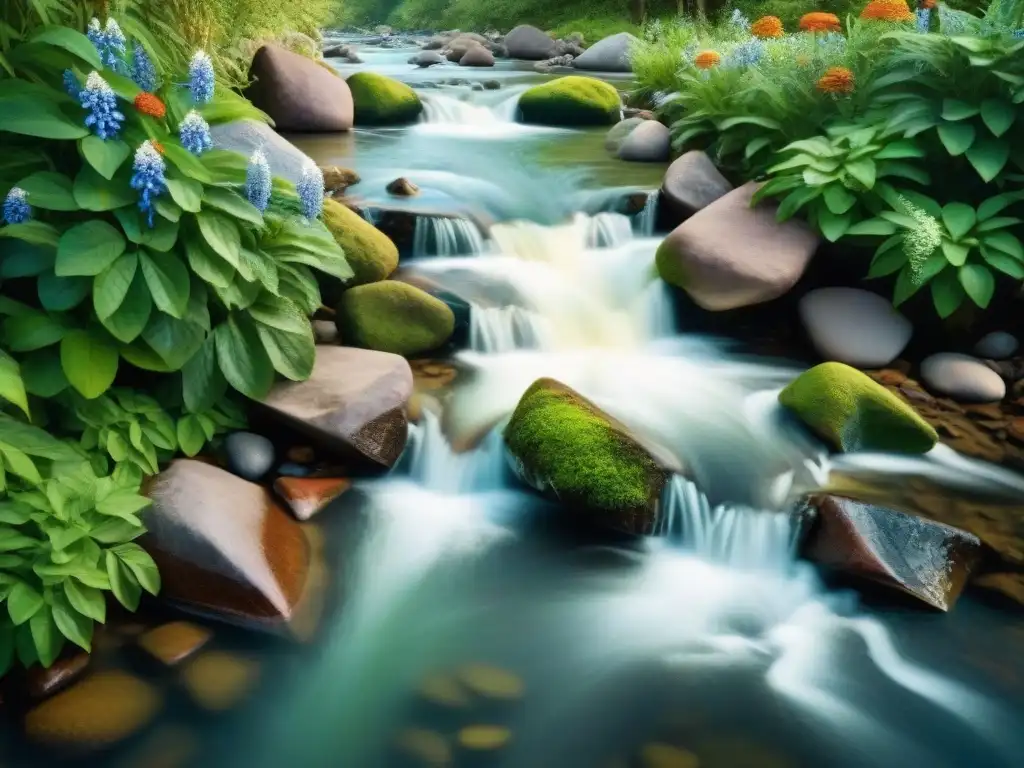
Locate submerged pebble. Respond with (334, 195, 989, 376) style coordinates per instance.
(641, 743, 700, 768)
(456, 663, 525, 699)
(396, 727, 452, 765)
(457, 724, 512, 750)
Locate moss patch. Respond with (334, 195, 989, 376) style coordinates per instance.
(504, 378, 664, 533)
(322, 198, 398, 289)
(337, 281, 454, 357)
(346, 71, 423, 125)
(779, 362, 938, 454)
(518, 76, 621, 127)
(655, 235, 690, 289)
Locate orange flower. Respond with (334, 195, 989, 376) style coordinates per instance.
(918, 0, 935, 7)
(750, 15, 784, 38)
(151, 140, 165, 155)
(694, 50, 721, 69)
(800, 12, 842, 32)
(134, 92, 166, 119)
(817, 66, 855, 94)
(860, 0, 915, 21)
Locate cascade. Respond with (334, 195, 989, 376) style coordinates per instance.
(633, 190, 659, 236)
(411, 215, 488, 257)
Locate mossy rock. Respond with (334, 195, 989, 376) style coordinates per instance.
(346, 71, 423, 125)
(337, 281, 454, 357)
(322, 198, 398, 291)
(518, 76, 621, 127)
(504, 378, 666, 534)
(779, 362, 938, 454)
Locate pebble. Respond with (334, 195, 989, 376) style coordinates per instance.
(396, 728, 452, 765)
(313, 319, 339, 345)
(137, 621, 213, 666)
(24, 652, 90, 700)
(417, 671, 471, 707)
(920, 353, 1007, 403)
(458, 725, 512, 750)
(182, 652, 260, 711)
(456, 663, 524, 699)
(975, 331, 1018, 359)
(224, 432, 275, 481)
(640, 743, 700, 768)
(799, 287, 912, 367)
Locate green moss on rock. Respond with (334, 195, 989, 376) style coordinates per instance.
(518, 76, 621, 127)
(346, 71, 423, 125)
(504, 378, 665, 534)
(779, 362, 938, 454)
(337, 281, 454, 357)
(322, 198, 398, 288)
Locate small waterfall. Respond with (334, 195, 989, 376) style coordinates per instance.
(469, 305, 552, 352)
(585, 212, 635, 248)
(493, 93, 521, 121)
(421, 93, 501, 125)
(412, 216, 488, 257)
(633, 191, 659, 236)
(659, 475, 801, 571)
(405, 409, 507, 493)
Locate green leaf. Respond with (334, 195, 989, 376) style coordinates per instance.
(965, 137, 1010, 182)
(176, 414, 207, 457)
(38, 272, 90, 311)
(822, 184, 857, 215)
(184, 236, 234, 288)
(980, 99, 1015, 137)
(162, 143, 213, 183)
(8, 581, 44, 625)
(931, 268, 966, 318)
(2, 443, 41, 482)
(56, 220, 126, 276)
(30, 26, 102, 68)
(114, 543, 160, 596)
(256, 322, 315, 381)
(941, 98, 979, 121)
(776, 187, 820, 221)
(202, 186, 264, 226)
(958, 263, 995, 308)
(81, 136, 130, 180)
(985, 232, 1024, 260)
(197, 211, 242, 265)
(155, 196, 182, 223)
(874, 141, 925, 160)
(182, 336, 226, 413)
(101, 269, 152, 343)
(140, 251, 190, 318)
(215, 315, 274, 399)
(73, 166, 136, 211)
(141, 314, 205, 370)
(976, 193, 1021, 221)
(846, 218, 898, 236)
(3, 310, 65, 351)
(937, 122, 976, 156)
(64, 579, 106, 623)
(941, 203, 976, 241)
(717, 115, 782, 130)
(29, 605, 64, 666)
(0, 351, 30, 417)
(51, 592, 93, 651)
(845, 159, 876, 189)
(893, 265, 923, 306)
(0, 96, 89, 139)
(61, 329, 118, 399)
(165, 177, 203, 213)
(96, 490, 152, 519)
(941, 240, 970, 266)
(105, 551, 142, 610)
(0, 240, 55, 278)
(981, 248, 1024, 278)
(0, 220, 60, 247)
(816, 207, 853, 242)
(94, 252, 138, 319)
(15, 171, 78, 210)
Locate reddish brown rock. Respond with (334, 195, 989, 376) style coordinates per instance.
(803, 495, 981, 611)
(260, 346, 413, 469)
(23, 652, 90, 701)
(143, 460, 311, 633)
(274, 477, 352, 521)
(246, 44, 354, 132)
(137, 622, 213, 666)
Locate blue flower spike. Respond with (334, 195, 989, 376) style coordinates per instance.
(246, 149, 272, 213)
(132, 43, 158, 92)
(189, 50, 215, 104)
(297, 161, 324, 222)
(179, 110, 214, 156)
(80, 72, 125, 140)
(130, 141, 167, 228)
(3, 188, 31, 225)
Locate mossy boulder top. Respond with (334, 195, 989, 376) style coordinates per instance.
(504, 378, 667, 534)
(779, 362, 938, 454)
(518, 76, 622, 127)
(337, 281, 454, 358)
(346, 71, 423, 126)
(321, 198, 399, 289)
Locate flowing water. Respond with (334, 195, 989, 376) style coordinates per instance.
(10, 34, 1019, 768)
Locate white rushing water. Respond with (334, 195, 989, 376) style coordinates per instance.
(411, 214, 488, 257)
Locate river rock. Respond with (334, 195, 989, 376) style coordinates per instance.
(659, 150, 732, 225)
(534, 54, 575, 72)
(799, 287, 912, 367)
(484, 80, 501, 90)
(655, 182, 818, 310)
(445, 35, 483, 61)
(322, 165, 360, 196)
(504, 378, 668, 535)
(337, 281, 456, 357)
(260, 345, 413, 469)
(975, 331, 1018, 359)
(780, 362, 938, 453)
(143, 460, 311, 632)
(183, 652, 260, 711)
(323, 44, 362, 63)
(573, 32, 638, 72)
(313, 318, 339, 345)
(920, 353, 1006, 403)
(413, 50, 446, 67)
(460, 46, 495, 67)
(387, 177, 420, 196)
(137, 621, 212, 666)
(21, 652, 90, 701)
(224, 431, 275, 481)
(803, 495, 980, 610)
(617, 120, 670, 162)
(209, 120, 313, 186)
(246, 44, 353, 132)
(505, 24, 557, 60)
(605, 117, 645, 153)
(274, 476, 352, 521)
(322, 198, 399, 289)
(347, 71, 423, 125)
(519, 76, 621, 127)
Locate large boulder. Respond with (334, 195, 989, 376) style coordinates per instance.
(803, 495, 980, 611)
(779, 362, 938, 453)
(572, 32, 638, 72)
(143, 460, 312, 633)
(504, 378, 668, 535)
(460, 46, 496, 67)
(605, 117, 645, 153)
(617, 120, 670, 162)
(655, 182, 818, 310)
(518, 76, 621, 127)
(246, 44, 353, 132)
(413, 50, 446, 68)
(659, 151, 732, 225)
(209, 120, 313, 186)
(261, 346, 412, 469)
(322, 198, 398, 288)
(337, 281, 455, 357)
(799, 287, 912, 367)
(346, 71, 423, 125)
(505, 24, 557, 60)
(920, 353, 1006, 403)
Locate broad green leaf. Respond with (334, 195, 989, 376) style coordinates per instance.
(845, 218, 898, 236)
(845, 159, 876, 189)
(182, 336, 226, 413)
(958, 263, 995, 308)
(941, 240, 970, 266)
(140, 251, 190, 318)
(61, 329, 118, 399)
(0, 240, 55, 278)
(0, 220, 60, 247)
(874, 141, 925, 160)
(892, 265, 923, 306)
(976, 193, 1022, 221)
(56, 220, 126, 276)
(73, 166, 136, 211)
(985, 232, 1024, 260)
(0, 351, 30, 416)
(30, 26, 102, 69)
(256, 322, 315, 381)
(3, 310, 65, 351)
(822, 184, 857, 215)
(981, 248, 1024, 278)
(197, 211, 242, 265)
(717, 115, 782, 130)
(81, 136, 130, 180)
(941, 203, 976, 241)
(50, 593, 92, 651)
(184, 235, 234, 288)
(101, 269, 152, 343)
(119, 339, 174, 373)
(162, 143, 213, 183)
(96, 490, 152, 519)
(937, 122, 976, 156)
(105, 551, 141, 610)
(94, 252, 138, 319)
(64, 579, 106, 623)
(176, 415, 207, 457)
(15, 171, 78, 210)
(29, 605, 64, 666)
(155, 196, 182, 222)
(165, 177, 203, 213)
(980, 99, 1015, 137)
(0, 96, 89, 139)
(931, 269, 966, 318)
(215, 315, 274, 399)
(141, 313, 205, 370)
(38, 273, 90, 311)
(2, 443, 41, 483)
(776, 187, 821, 221)
(7, 581, 43, 625)
(113, 543, 160, 596)
(965, 137, 1010, 182)
(816, 207, 852, 242)
(941, 98, 979, 121)
(202, 187, 264, 226)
